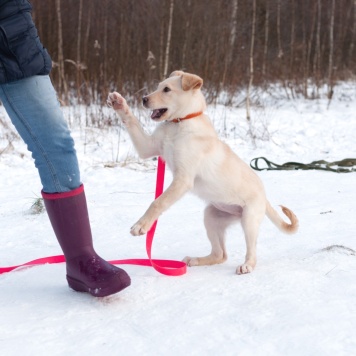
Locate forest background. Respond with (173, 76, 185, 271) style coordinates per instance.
(31, 0, 356, 110)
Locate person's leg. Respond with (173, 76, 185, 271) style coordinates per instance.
(0, 76, 131, 296)
(0, 75, 79, 193)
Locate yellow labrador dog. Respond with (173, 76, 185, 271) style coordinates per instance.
(107, 71, 298, 274)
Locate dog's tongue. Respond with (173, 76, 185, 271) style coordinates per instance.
(151, 109, 161, 119)
(151, 109, 167, 120)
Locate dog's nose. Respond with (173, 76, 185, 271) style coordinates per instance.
(142, 96, 149, 106)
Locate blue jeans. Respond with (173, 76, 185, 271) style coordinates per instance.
(0, 75, 81, 193)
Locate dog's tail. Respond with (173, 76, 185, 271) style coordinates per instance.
(266, 201, 299, 234)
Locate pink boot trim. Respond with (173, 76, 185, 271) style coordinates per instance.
(41, 184, 84, 200)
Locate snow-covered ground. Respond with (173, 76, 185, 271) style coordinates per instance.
(0, 83, 355, 355)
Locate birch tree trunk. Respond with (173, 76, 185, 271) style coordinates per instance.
(163, 0, 174, 79)
(306, 3, 316, 97)
(328, 0, 336, 102)
(229, 0, 238, 66)
(289, 0, 295, 79)
(246, 0, 256, 121)
(55, 0, 68, 102)
(348, 0, 356, 68)
(222, 0, 238, 87)
(159, 25, 164, 79)
(181, 0, 192, 68)
(103, 2, 108, 86)
(76, 0, 83, 101)
(262, 0, 269, 78)
(313, 0, 321, 96)
(277, 0, 283, 59)
(83, 4, 91, 67)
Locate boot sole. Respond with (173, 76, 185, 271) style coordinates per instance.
(67, 275, 131, 297)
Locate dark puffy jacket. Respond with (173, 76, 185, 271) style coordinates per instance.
(0, 0, 52, 83)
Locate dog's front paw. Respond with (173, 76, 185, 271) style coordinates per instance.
(236, 263, 254, 275)
(107, 92, 129, 114)
(130, 218, 152, 236)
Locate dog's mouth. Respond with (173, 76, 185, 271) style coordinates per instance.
(151, 108, 168, 120)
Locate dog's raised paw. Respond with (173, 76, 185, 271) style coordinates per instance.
(183, 256, 199, 267)
(236, 264, 254, 275)
(107, 92, 129, 113)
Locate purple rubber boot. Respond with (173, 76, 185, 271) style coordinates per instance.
(42, 185, 131, 297)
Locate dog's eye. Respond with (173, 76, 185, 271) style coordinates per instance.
(163, 87, 171, 93)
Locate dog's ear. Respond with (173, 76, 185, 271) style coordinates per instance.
(181, 73, 203, 91)
(169, 70, 184, 77)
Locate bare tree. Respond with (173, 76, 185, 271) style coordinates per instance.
(262, 0, 269, 78)
(76, 0, 82, 68)
(83, 4, 91, 69)
(103, 1, 109, 86)
(305, 2, 317, 97)
(159, 24, 164, 79)
(348, 0, 356, 67)
(222, 0, 238, 87)
(289, 0, 295, 81)
(75, 0, 83, 101)
(181, 0, 192, 68)
(163, 0, 174, 79)
(55, 0, 68, 102)
(246, 0, 256, 121)
(276, 0, 283, 59)
(328, 0, 336, 102)
(313, 0, 322, 96)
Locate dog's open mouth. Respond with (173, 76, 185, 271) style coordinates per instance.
(151, 108, 168, 120)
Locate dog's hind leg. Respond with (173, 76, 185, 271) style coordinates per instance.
(237, 204, 265, 274)
(183, 204, 239, 267)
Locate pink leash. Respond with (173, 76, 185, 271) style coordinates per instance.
(0, 157, 187, 276)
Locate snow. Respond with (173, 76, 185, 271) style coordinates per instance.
(1, 83, 356, 355)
